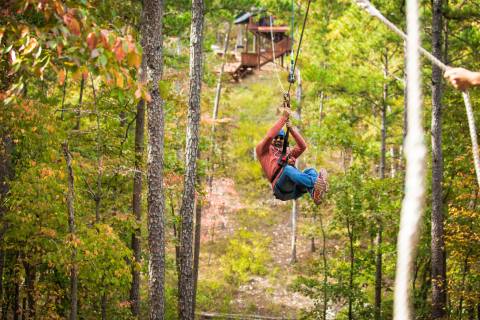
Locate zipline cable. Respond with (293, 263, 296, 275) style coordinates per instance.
(287, 0, 313, 94)
(288, 0, 295, 84)
(355, 0, 480, 189)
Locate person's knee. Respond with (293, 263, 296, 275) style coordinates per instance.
(304, 168, 318, 175)
(283, 165, 296, 175)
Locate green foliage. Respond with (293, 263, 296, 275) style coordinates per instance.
(221, 229, 271, 285)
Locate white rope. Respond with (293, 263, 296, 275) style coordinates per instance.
(269, 15, 286, 93)
(463, 91, 480, 187)
(394, 0, 426, 318)
(355, 0, 480, 190)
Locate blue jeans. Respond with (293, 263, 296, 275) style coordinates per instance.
(275, 165, 318, 200)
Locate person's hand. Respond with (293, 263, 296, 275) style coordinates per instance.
(444, 67, 480, 91)
(277, 105, 291, 118)
(286, 119, 293, 129)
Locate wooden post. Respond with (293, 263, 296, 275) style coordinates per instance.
(256, 33, 260, 70)
(245, 23, 248, 53)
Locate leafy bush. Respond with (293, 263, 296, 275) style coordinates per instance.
(221, 229, 271, 285)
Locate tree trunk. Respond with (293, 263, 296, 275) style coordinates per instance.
(347, 217, 354, 320)
(101, 291, 107, 320)
(319, 212, 328, 320)
(291, 68, 302, 264)
(23, 261, 35, 319)
(0, 135, 13, 311)
(0, 249, 3, 315)
(403, 42, 408, 143)
(62, 142, 77, 320)
(192, 173, 202, 317)
(141, 0, 166, 318)
(290, 200, 298, 264)
(310, 212, 316, 253)
(178, 1, 204, 318)
(60, 71, 68, 120)
(90, 76, 102, 223)
(13, 279, 19, 320)
(130, 99, 145, 318)
(431, 1, 447, 318)
(74, 76, 85, 130)
(375, 50, 388, 320)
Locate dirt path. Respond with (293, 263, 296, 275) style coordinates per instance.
(202, 177, 315, 317)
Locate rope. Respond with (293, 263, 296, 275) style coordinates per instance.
(355, 0, 480, 189)
(287, 0, 313, 93)
(463, 91, 480, 187)
(269, 15, 286, 93)
(289, 0, 295, 84)
(394, 0, 427, 318)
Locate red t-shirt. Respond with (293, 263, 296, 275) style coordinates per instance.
(256, 116, 307, 187)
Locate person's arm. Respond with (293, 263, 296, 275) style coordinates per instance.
(444, 67, 480, 91)
(287, 124, 307, 159)
(255, 115, 288, 157)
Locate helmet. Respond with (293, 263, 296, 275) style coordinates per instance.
(277, 129, 285, 137)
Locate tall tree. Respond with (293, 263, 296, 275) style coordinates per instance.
(62, 143, 77, 320)
(375, 49, 388, 320)
(141, 0, 166, 318)
(130, 98, 145, 318)
(178, 0, 205, 318)
(291, 68, 302, 264)
(431, 0, 447, 318)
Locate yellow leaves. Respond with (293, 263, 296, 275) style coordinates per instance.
(127, 52, 141, 68)
(114, 70, 124, 88)
(23, 37, 38, 55)
(67, 234, 82, 247)
(40, 227, 57, 238)
(71, 67, 88, 81)
(20, 26, 29, 38)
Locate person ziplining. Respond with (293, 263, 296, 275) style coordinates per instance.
(254, 0, 328, 204)
(255, 107, 328, 204)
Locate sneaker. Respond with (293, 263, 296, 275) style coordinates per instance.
(313, 168, 328, 205)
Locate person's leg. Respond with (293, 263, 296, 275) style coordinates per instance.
(282, 166, 318, 192)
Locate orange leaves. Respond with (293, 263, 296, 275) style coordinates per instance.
(52, 0, 65, 16)
(40, 227, 57, 238)
(100, 29, 111, 48)
(86, 32, 97, 50)
(134, 83, 151, 102)
(63, 11, 81, 36)
(113, 38, 126, 62)
(58, 68, 66, 85)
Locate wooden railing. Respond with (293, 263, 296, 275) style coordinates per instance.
(240, 38, 292, 67)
